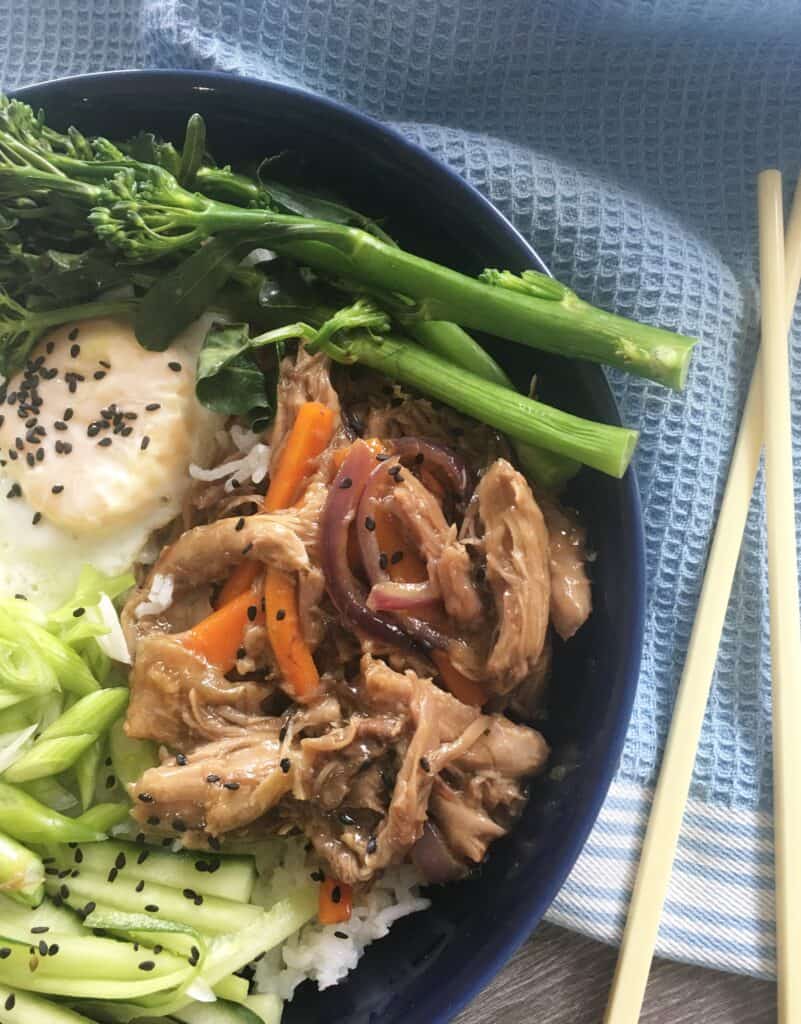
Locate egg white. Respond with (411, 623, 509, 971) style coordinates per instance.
(0, 314, 224, 608)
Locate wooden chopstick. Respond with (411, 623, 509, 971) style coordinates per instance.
(603, 171, 801, 1024)
(757, 170, 801, 1024)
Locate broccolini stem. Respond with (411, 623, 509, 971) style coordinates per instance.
(315, 331, 638, 478)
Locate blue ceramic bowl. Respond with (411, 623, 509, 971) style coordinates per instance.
(15, 70, 645, 1024)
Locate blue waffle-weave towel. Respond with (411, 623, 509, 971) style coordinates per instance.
(4, 0, 799, 981)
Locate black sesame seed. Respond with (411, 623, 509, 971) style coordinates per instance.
(388, 464, 401, 477)
(310, 870, 324, 883)
(72, 607, 85, 618)
(138, 960, 156, 971)
(68, 327, 79, 341)
(30, 926, 49, 934)
(168, 361, 182, 372)
(6, 483, 21, 499)
(73, 849, 83, 864)
(115, 852, 126, 870)
(135, 880, 145, 892)
(107, 867, 118, 883)
(145, 402, 160, 411)
(121, 425, 133, 437)
(172, 818, 187, 833)
(390, 550, 404, 564)
(223, 781, 240, 790)
(32, 511, 42, 525)
(147, 815, 160, 827)
(106, 774, 116, 789)
(138, 792, 154, 803)
(339, 476, 353, 489)
(70, 343, 80, 358)
(189, 945, 200, 965)
(51, 484, 64, 494)
(48, 943, 59, 956)
(280, 757, 291, 774)
(63, 442, 72, 454)
(87, 423, 100, 437)
(176, 752, 188, 766)
(247, 604, 257, 621)
(46, 341, 55, 354)
(236, 646, 246, 660)
(140, 435, 150, 450)
(275, 608, 286, 621)
(25, 416, 36, 428)
(366, 835, 377, 854)
(99, 360, 111, 369)
(94, 370, 106, 380)
(364, 515, 376, 531)
(378, 552, 388, 571)
(335, 930, 348, 939)
(98, 437, 112, 447)
(241, 541, 253, 555)
(0, 948, 10, 959)
(194, 893, 204, 906)
(63, 408, 73, 421)
(5, 993, 15, 1010)
(338, 811, 355, 825)
(414, 451, 425, 464)
(235, 517, 245, 531)
(331, 885, 342, 904)
(208, 836, 221, 851)
(144, 905, 159, 913)
(16, 436, 25, 450)
(35, 448, 44, 463)
(206, 774, 220, 784)
(420, 756, 431, 773)
(68, 379, 77, 393)
(182, 888, 196, 901)
(59, 884, 69, 899)
(137, 850, 149, 865)
(38, 939, 48, 956)
(154, 945, 163, 954)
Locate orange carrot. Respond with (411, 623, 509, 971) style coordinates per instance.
(318, 877, 353, 924)
(217, 560, 261, 606)
(264, 401, 335, 512)
(264, 566, 320, 700)
(331, 436, 384, 471)
(183, 587, 263, 673)
(432, 651, 486, 708)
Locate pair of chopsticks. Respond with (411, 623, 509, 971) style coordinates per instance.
(603, 171, 801, 1024)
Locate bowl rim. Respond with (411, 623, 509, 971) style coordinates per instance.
(12, 68, 646, 1023)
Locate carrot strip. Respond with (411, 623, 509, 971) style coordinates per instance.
(183, 588, 262, 673)
(217, 560, 261, 606)
(264, 401, 336, 512)
(318, 877, 353, 924)
(264, 566, 320, 700)
(432, 650, 486, 708)
(331, 436, 384, 471)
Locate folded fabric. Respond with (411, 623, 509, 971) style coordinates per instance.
(4, 0, 800, 978)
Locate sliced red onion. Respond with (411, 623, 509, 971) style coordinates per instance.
(412, 821, 467, 884)
(321, 442, 426, 654)
(367, 579, 441, 612)
(356, 455, 398, 587)
(390, 438, 472, 500)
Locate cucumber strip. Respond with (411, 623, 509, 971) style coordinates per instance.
(43, 868, 262, 936)
(0, 984, 98, 1023)
(0, 830, 44, 906)
(0, 933, 191, 998)
(108, 718, 158, 792)
(0, 893, 84, 938)
(201, 886, 317, 987)
(50, 840, 256, 903)
(174, 999, 265, 1023)
(213, 974, 249, 1002)
(245, 994, 283, 1024)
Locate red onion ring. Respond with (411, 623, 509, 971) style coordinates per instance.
(367, 579, 441, 612)
(321, 441, 441, 654)
(389, 437, 472, 500)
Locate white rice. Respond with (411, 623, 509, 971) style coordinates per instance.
(188, 432, 271, 494)
(252, 838, 430, 999)
(135, 572, 175, 619)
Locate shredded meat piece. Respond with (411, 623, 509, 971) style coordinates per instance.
(270, 347, 342, 475)
(540, 498, 592, 640)
(126, 654, 547, 884)
(464, 459, 551, 692)
(125, 634, 270, 750)
(428, 777, 506, 863)
(391, 472, 482, 625)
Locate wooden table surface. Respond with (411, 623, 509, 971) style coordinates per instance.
(454, 922, 776, 1023)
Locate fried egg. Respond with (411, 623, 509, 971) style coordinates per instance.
(0, 315, 223, 608)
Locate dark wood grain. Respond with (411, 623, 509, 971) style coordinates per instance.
(454, 923, 776, 1024)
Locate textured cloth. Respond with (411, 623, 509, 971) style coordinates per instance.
(3, 0, 800, 980)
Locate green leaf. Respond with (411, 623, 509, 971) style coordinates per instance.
(195, 322, 270, 421)
(134, 234, 257, 350)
